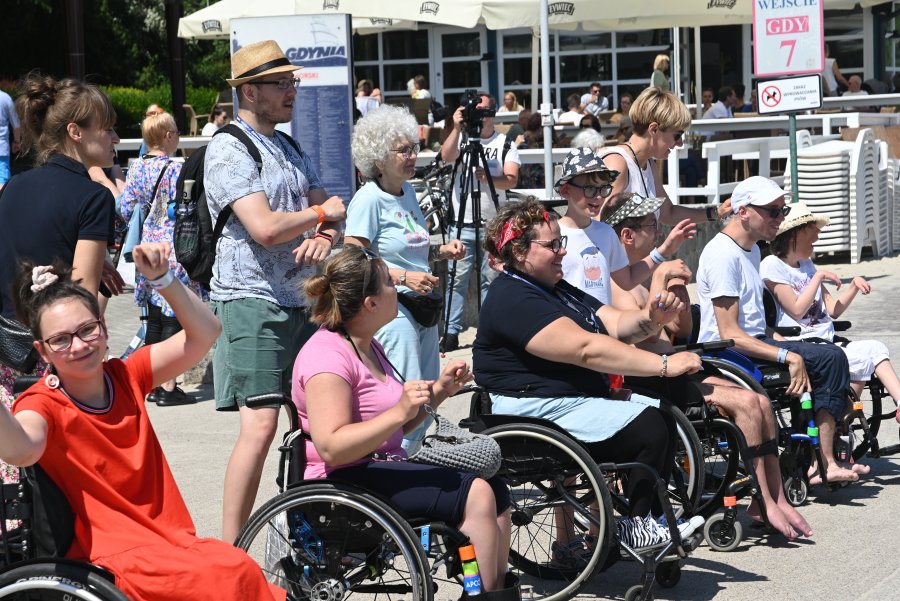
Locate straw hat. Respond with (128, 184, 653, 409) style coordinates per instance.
(777, 202, 831, 235)
(227, 40, 300, 87)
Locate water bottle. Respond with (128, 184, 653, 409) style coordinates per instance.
(459, 544, 483, 596)
(800, 392, 819, 444)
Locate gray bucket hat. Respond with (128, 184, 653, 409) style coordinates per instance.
(554, 147, 619, 191)
(603, 193, 666, 228)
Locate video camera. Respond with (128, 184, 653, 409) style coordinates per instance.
(460, 89, 495, 138)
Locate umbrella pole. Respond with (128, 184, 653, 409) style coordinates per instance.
(541, 0, 553, 200)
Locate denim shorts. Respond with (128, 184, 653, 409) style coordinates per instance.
(212, 298, 317, 411)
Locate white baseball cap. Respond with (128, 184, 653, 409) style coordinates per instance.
(730, 176, 792, 213)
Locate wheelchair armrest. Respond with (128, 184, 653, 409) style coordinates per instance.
(670, 339, 734, 354)
(245, 393, 300, 433)
(833, 320, 851, 332)
(12, 376, 40, 396)
(773, 326, 801, 336)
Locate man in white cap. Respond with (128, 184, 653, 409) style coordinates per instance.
(697, 176, 856, 495)
(204, 39, 346, 541)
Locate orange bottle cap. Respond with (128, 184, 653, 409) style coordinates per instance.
(459, 544, 477, 561)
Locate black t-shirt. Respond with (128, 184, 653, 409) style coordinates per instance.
(0, 154, 115, 316)
(473, 269, 611, 398)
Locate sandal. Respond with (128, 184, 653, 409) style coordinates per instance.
(550, 534, 597, 569)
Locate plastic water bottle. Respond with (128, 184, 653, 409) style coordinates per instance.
(460, 544, 483, 596)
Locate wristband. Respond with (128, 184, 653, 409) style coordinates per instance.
(650, 247, 666, 265)
(311, 205, 327, 225)
(660, 354, 668, 378)
(315, 231, 334, 245)
(147, 270, 176, 290)
(706, 205, 719, 222)
(776, 348, 789, 364)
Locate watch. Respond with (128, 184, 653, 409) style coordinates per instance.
(399, 271, 407, 286)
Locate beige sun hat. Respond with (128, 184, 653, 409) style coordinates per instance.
(227, 40, 300, 87)
(777, 201, 831, 235)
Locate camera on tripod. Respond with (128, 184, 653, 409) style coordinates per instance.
(460, 89, 495, 138)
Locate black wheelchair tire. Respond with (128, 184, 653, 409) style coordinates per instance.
(0, 560, 130, 600)
(670, 407, 705, 519)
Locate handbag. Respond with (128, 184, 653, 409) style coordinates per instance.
(398, 289, 444, 328)
(0, 313, 38, 373)
(123, 161, 170, 263)
(409, 404, 502, 479)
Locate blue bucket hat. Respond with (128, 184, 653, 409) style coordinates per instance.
(554, 147, 619, 191)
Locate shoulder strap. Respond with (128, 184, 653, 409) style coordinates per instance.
(501, 134, 513, 164)
(209, 123, 266, 240)
(146, 160, 171, 219)
(274, 129, 303, 156)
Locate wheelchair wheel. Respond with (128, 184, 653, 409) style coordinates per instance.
(692, 420, 742, 519)
(0, 560, 129, 600)
(235, 481, 431, 601)
(783, 477, 808, 507)
(483, 422, 613, 601)
(669, 408, 705, 519)
(702, 512, 743, 552)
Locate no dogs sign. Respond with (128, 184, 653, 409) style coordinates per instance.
(756, 74, 823, 115)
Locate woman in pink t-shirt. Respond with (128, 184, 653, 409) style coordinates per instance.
(293, 246, 515, 595)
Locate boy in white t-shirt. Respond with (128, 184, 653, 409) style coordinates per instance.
(555, 147, 696, 305)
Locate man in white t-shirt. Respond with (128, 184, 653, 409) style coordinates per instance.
(440, 92, 520, 352)
(697, 176, 857, 486)
(555, 147, 693, 306)
(580, 82, 610, 116)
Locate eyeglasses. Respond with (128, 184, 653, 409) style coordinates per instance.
(391, 144, 421, 159)
(531, 236, 567, 254)
(42, 320, 104, 352)
(253, 78, 301, 90)
(752, 204, 791, 219)
(669, 130, 684, 142)
(631, 219, 659, 230)
(567, 181, 612, 199)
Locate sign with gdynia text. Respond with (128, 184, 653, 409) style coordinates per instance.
(753, 0, 824, 77)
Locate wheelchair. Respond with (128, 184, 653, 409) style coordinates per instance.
(463, 388, 705, 601)
(234, 394, 472, 601)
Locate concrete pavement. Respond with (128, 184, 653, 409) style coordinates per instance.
(106, 250, 900, 601)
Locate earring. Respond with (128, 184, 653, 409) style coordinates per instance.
(45, 372, 60, 390)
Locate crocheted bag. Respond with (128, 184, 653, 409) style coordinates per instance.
(410, 405, 502, 479)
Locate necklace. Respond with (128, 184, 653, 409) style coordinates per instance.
(622, 142, 651, 197)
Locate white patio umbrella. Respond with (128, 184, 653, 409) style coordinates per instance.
(178, 0, 417, 39)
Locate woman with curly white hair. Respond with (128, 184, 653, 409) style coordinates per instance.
(344, 105, 465, 451)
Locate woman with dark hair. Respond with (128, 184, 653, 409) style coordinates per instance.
(0, 72, 124, 489)
(201, 105, 229, 136)
(0, 243, 286, 601)
(474, 198, 704, 555)
(293, 245, 516, 596)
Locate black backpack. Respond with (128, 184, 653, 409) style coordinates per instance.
(173, 123, 302, 287)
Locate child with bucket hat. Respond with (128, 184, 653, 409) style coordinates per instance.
(555, 147, 695, 306)
(761, 202, 900, 429)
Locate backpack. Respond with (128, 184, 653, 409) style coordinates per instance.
(173, 123, 302, 287)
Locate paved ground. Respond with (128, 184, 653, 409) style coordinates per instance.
(106, 249, 900, 601)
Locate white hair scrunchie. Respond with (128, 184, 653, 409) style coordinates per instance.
(31, 266, 59, 293)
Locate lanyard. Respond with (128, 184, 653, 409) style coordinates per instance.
(502, 270, 603, 333)
(622, 142, 651, 197)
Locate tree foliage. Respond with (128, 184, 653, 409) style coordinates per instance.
(1, 0, 229, 91)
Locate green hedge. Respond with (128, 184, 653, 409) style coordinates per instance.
(102, 85, 220, 137)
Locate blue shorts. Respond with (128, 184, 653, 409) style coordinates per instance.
(0, 156, 10, 185)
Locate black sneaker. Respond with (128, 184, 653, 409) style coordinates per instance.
(146, 389, 158, 404)
(155, 386, 197, 407)
(440, 333, 460, 352)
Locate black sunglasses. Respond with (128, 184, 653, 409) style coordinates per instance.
(752, 205, 791, 219)
(567, 181, 612, 199)
(253, 78, 301, 90)
(531, 236, 568, 254)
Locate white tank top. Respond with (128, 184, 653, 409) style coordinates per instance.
(822, 58, 838, 97)
(598, 146, 657, 197)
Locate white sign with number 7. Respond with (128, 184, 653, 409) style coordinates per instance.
(753, 0, 824, 78)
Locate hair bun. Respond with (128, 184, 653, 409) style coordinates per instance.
(303, 273, 331, 300)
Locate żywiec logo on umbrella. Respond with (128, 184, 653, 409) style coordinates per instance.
(323, 0, 340, 9)
(202, 19, 223, 33)
(707, 0, 737, 9)
(368, 18, 395, 25)
(420, 2, 440, 16)
(548, 2, 575, 16)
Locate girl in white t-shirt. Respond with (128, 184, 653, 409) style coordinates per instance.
(760, 203, 900, 425)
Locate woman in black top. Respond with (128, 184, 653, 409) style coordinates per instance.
(474, 199, 702, 555)
(0, 73, 123, 487)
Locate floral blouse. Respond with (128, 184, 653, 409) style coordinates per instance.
(118, 155, 207, 316)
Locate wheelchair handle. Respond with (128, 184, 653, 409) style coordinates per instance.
(245, 393, 300, 433)
(833, 320, 851, 332)
(669, 339, 734, 354)
(772, 325, 801, 336)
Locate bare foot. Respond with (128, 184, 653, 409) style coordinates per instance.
(777, 501, 813, 537)
(808, 465, 859, 486)
(849, 463, 871, 475)
(747, 500, 797, 539)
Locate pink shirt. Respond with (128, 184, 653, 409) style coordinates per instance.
(293, 327, 406, 478)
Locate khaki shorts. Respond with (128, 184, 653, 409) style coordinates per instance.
(212, 298, 317, 411)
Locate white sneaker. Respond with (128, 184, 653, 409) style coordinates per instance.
(653, 514, 705, 539)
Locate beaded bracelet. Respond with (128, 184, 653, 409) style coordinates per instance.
(660, 354, 668, 378)
(147, 270, 176, 290)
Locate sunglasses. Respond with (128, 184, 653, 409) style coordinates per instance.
(42, 320, 105, 353)
(752, 204, 791, 219)
(531, 236, 567, 254)
(567, 181, 612, 199)
(358, 246, 381, 298)
(253, 77, 301, 90)
(391, 143, 421, 159)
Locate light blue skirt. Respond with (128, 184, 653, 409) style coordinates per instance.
(490, 392, 660, 443)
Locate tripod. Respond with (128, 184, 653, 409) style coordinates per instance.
(441, 131, 500, 347)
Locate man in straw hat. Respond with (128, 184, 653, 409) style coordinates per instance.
(204, 39, 346, 541)
(608, 191, 811, 540)
(697, 176, 857, 490)
(555, 147, 695, 307)
(761, 202, 900, 458)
